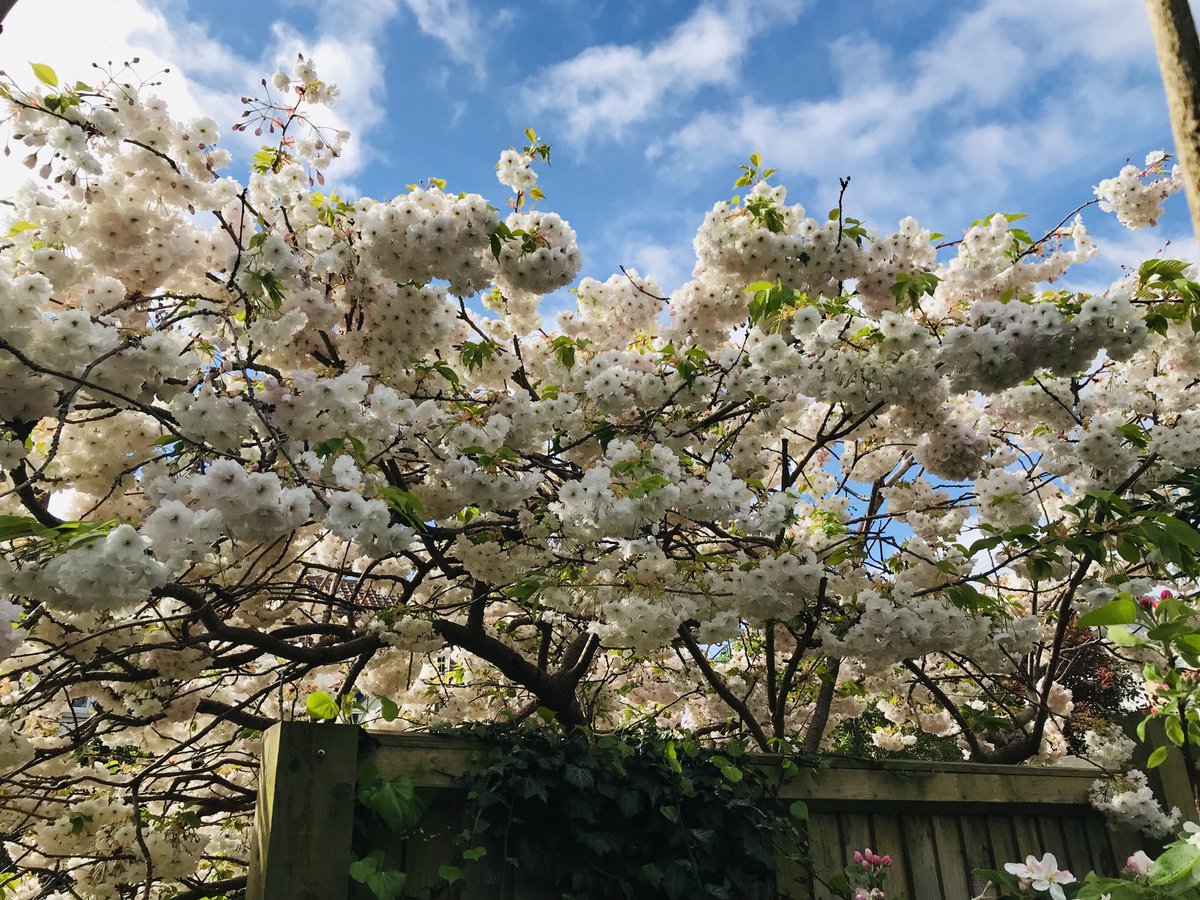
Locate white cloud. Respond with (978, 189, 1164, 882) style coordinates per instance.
(0, 0, 226, 198)
(400, 0, 491, 75)
(0, 0, 404, 195)
(619, 238, 692, 298)
(523, 0, 807, 145)
(648, 0, 1171, 229)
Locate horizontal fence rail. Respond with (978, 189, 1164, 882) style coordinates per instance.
(248, 724, 1189, 900)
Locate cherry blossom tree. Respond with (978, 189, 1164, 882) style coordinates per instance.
(0, 56, 1196, 897)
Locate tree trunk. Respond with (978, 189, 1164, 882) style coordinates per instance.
(1146, 0, 1200, 241)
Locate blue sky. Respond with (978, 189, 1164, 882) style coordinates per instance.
(0, 0, 1194, 299)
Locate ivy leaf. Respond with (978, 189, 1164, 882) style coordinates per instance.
(349, 852, 407, 900)
(360, 774, 427, 833)
(788, 800, 808, 821)
(564, 764, 594, 790)
(31, 63, 58, 88)
(304, 690, 339, 721)
(438, 865, 464, 885)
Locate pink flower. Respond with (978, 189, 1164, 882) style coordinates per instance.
(1004, 853, 1076, 900)
(1125, 850, 1153, 876)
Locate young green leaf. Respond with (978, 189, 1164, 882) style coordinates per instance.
(304, 690, 339, 721)
(31, 63, 58, 88)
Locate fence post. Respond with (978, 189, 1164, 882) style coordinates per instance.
(246, 721, 360, 900)
(1137, 716, 1200, 826)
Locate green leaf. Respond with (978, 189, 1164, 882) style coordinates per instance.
(31, 63, 58, 87)
(0, 514, 55, 542)
(1076, 597, 1138, 627)
(664, 740, 681, 774)
(438, 865, 464, 885)
(788, 800, 808, 821)
(377, 485, 427, 525)
(349, 853, 408, 900)
(1147, 745, 1170, 768)
(4, 221, 37, 238)
(359, 774, 427, 832)
(462, 845, 487, 862)
(659, 804, 680, 823)
(564, 764, 594, 790)
(1160, 515, 1200, 553)
(305, 690, 339, 721)
(1106, 625, 1141, 648)
(378, 696, 399, 722)
(1166, 715, 1186, 747)
(1140, 258, 1192, 282)
(1149, 840, 1200, 885)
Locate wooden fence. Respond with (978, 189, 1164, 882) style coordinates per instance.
(246, 723, 1194, 900)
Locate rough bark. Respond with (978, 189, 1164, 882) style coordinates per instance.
(1147, 0, 1200, 240)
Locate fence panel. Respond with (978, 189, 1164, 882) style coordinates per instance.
(249, 725, 1181, 900)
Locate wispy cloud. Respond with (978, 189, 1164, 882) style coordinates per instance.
(523, 0, 807, 146)
(400, 0, 492, 76)
(618, 238, 692, 298)
(0, 0, 405, 190)
(246, 0, 404, 179)
(647, 0, 1171, 228)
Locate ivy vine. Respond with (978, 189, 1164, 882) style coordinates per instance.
(440, 723, 817, 900)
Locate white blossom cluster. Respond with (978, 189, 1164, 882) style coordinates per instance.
(496, 148, 537, 192)
(1081, 725, 1137, 771)
(0, 56, 1194, 898)
(356, 187, 501, 296)
(1095, 151, 1182, 228)
(1090, 770, 1182, 838)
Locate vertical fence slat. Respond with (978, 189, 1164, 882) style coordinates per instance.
(1059, 813, 1094, 879)
(1107, 824, 1145, 874)
(401, 797, 466, 899)
(773, 827, 811, 899)
(247, 722, 359, 900)
(931, 814, 969, 900)
(901, 814, 943, 899)
(1082, 815, 1118, 876)
(957, 814, 994, 898)
(869, 814, 910, 898)
(983, 814, 1017, 869)
(839, 812, 872, 857)
(1011, 815, 1042, 863)
(808, 812, 846, 900)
